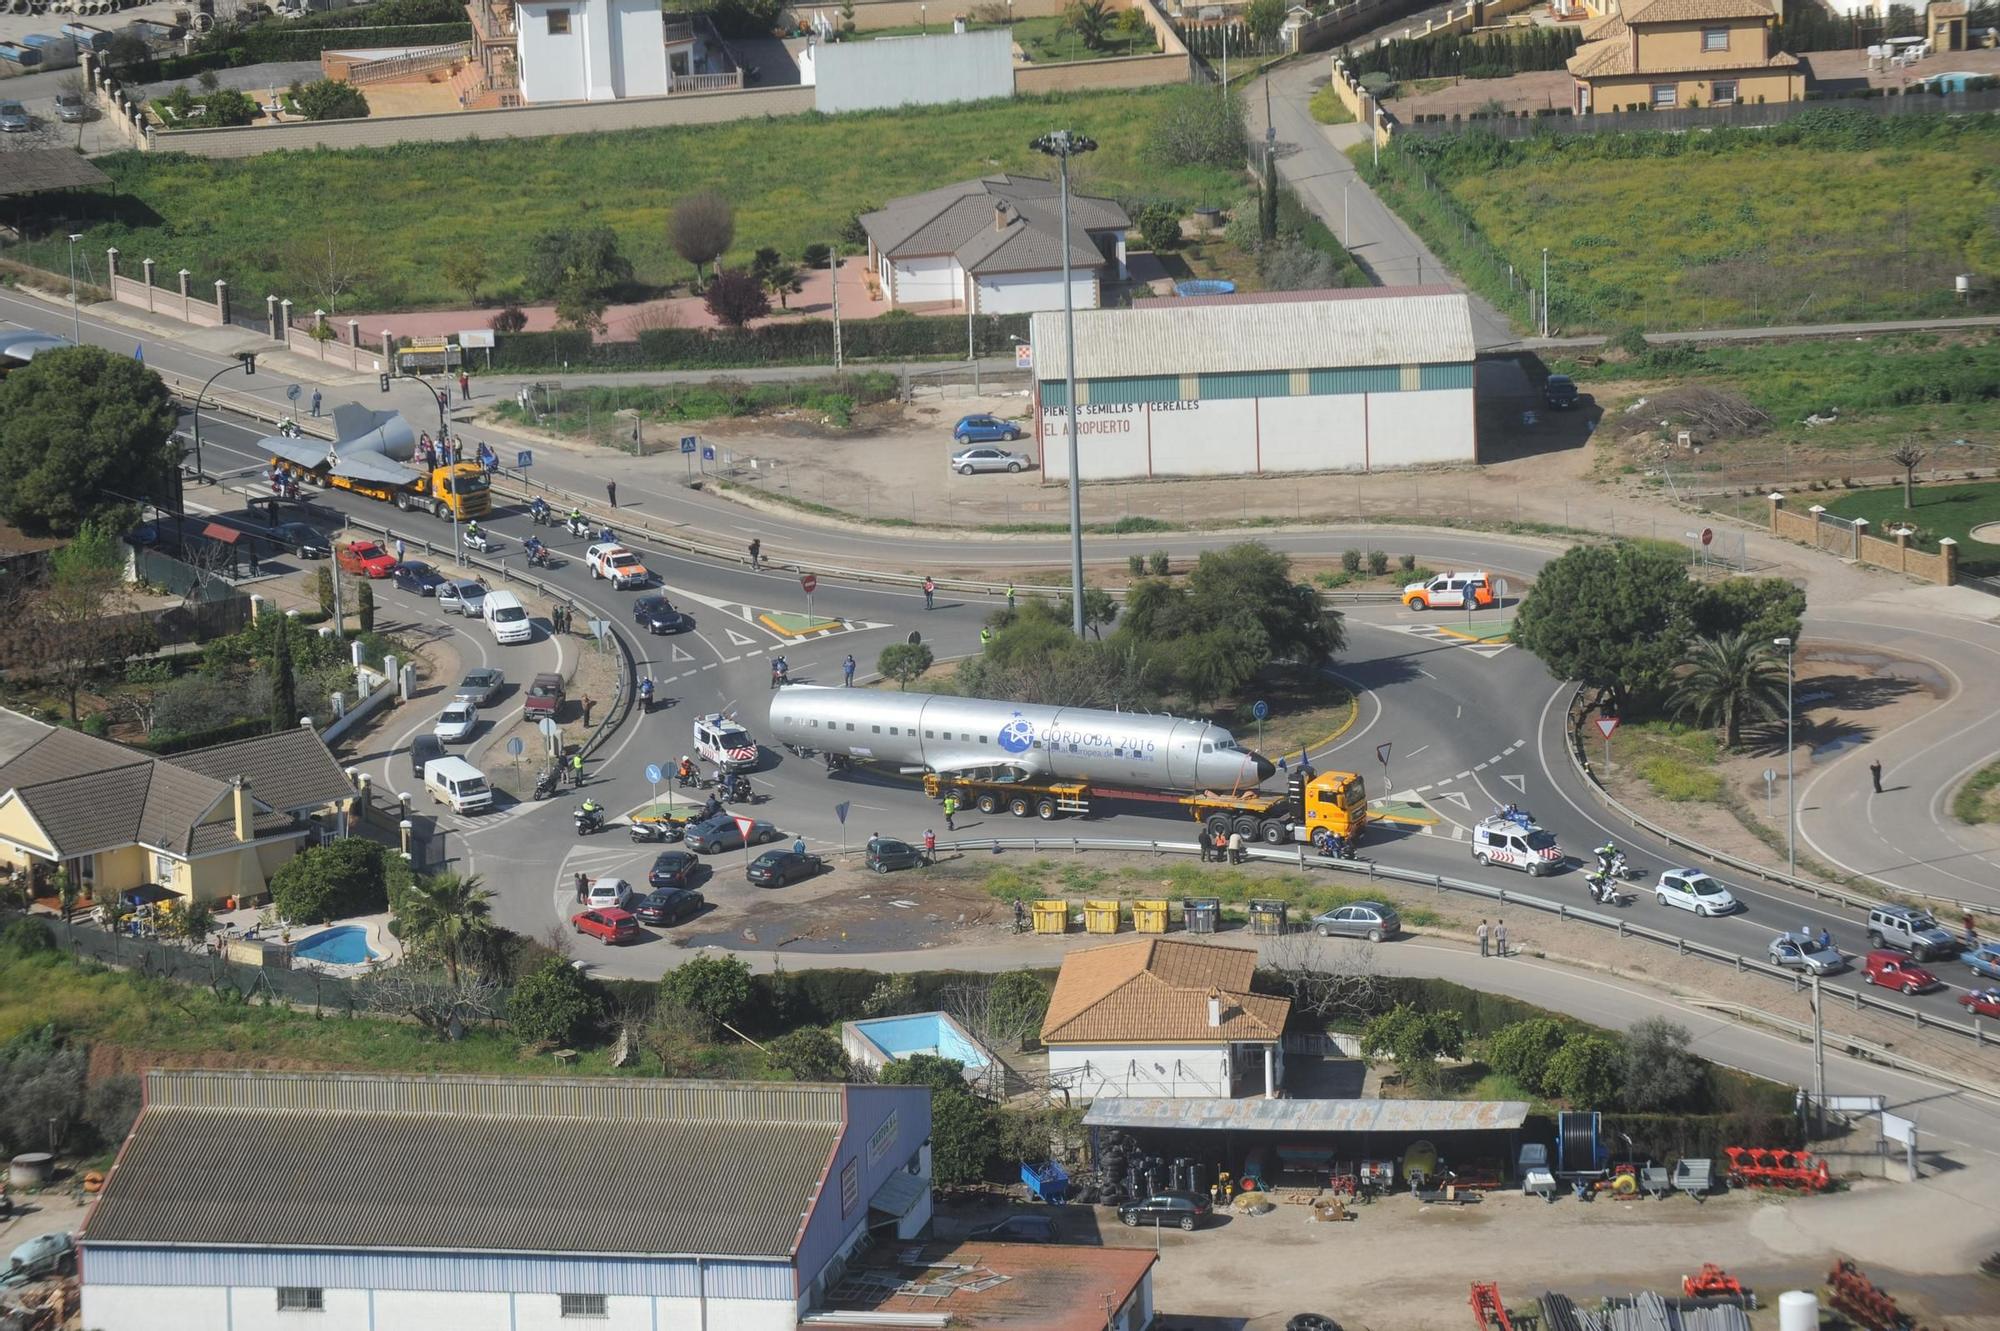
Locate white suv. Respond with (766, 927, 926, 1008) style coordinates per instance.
(1655, 868, 1739, 916)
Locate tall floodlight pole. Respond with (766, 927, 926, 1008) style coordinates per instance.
(1032, 129, 1097, 639)
(1776, 636, 1797, 878)
(66, 233, 83, 344)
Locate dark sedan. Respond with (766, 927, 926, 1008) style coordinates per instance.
(269, 522, 329, 559)
(633, 887, 705, 926)
(685, 815, 780, 854)
(647, 850, 702, 891)
(865, 838, 927, 873)
(633, 595, 691, 634)
(394, 561, 447, 595)
(747, 849, 824, 887)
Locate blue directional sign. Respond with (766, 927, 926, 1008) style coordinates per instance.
(516, 450, 533, 469)
(701, 445, 716, 461)
(681, 436, 697, 455)
(645, 763, 663, 785)
(1251, 700, 1269, 721)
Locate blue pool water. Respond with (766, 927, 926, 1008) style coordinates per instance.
(852, 1013, 990, 1070)
(1173, 279, 1236, 297)
(294, 926, 378, 965)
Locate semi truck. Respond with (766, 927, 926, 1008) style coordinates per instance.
(263, 406, 490, 522)
(767, 684, 1367, 844)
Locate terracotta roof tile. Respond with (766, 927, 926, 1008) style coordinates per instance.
(1622, 0, 1775, 23)
(823, 1242, 1156, 1331)
(1041, 939, 1289, 1045)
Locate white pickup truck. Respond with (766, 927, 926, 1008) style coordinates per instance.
(586, 542, 650, 589)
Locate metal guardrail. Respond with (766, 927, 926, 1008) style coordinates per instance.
(1681, 997, 2000, 1102)
(1561, 686, 1998, 922)
(926, 831, 1992, 1058)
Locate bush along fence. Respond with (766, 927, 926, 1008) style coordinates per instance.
(487, 312, 1034, 372)
(1341, 25, 1583, 81)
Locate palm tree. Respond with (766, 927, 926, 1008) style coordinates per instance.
(1064, 0, 1114, 49)
(1670, 631, 1788, 750)
(398, 872, 496, 986)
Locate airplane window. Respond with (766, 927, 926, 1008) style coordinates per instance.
(889, 727, 898, 735)
(1202, 743, 1213, 752)
(872, 725, 881, 734)
(980, 736, 989, 745)
(925, 730, 934, 739)
(846, 723, 855, 731)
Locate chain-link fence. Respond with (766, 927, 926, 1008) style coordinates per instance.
(32, 914, 380, 1018)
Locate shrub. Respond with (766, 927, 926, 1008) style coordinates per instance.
(659, 953, 752, 1029)
(508, 957, 603, 1047)
(1137, 202, 1182, 253)
(1399, 553, 1416, 571)
(1545, 1033, 1622, 1107)
(1367, 550, 1388, 575)
(268, 838, 394, 925)
(801, 242, 832, 269)
(490, 306, 528, 334)
(704, 269, 771, 328)
(1341, 548, 1361, 573)
(1619, 1017, 1708, 1111)
(83, 1074, 143, 1151)
(1149, 550, 1170, 576)
(768, 1026, 853, 1081)
(1146, 83, 1248, 170)
(1128, 554, 1145, 576)
(1486, 1017, 1570, 1094)
(291, 77, 369, 121)
(0, 917, 54, 956)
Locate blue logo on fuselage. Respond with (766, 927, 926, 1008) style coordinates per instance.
(998, 715, 1035, 754)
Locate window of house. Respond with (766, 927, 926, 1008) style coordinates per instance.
(1712, 79, 1738, 103)
(276, 1288, 324, 1313)
(1651, 83, 1678, 108)
(670, 51, 689, 75)
(1701, 26, 1728, 50)
(546, 7, 571, 32)
(559, 1294, 608, 1319)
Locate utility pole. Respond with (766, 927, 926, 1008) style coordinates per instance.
(1541, 246, 1550, 337)
(830, 243, 843, 373)
(1777, 635, 1797, 878)
(1810, 973, 1825, 1139)
(1032, 130, 1098, 640)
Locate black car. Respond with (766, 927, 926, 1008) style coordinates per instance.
(746, 849, 824, 887)
(968, 1214, 1062, 1243)
(1118, 1190, 1212, 1231)
(865, 838, 927, 873)
(633, 595, 691, 634)
(269, 522, 329, 559)
(647, 850, 702, 891)
(409, 733, 445, 780)
(394, 561, 447, 595)
(633, 887, 705, 926)
(1542, 374, 1580, 409)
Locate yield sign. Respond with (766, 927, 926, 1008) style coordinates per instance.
(733, 815, 757, 840)
(1595, 717, 1621, 740)
(1376, 742, 1392, 766)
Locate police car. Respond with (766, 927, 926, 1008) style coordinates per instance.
(694, 712, 761, 772)
(1471, 817, 1564, 876)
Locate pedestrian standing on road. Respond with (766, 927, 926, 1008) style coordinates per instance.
(1211, 829, 1227, 863)
(1227, 829, 1244, 865)
(581, 695, 595, 727)
(924, 828, 936, 863)
(923, 577, 936, 610)
(1005, 582, 1017, 611)
(1013, 898, 1026, 933)
(749, 538, 762, 570)
(1477, 919, 1489, 958)
(943, 795, 958, 831)
(458, 370, 470, 402)
(1869, 759, 1883, 793)
(793, 835, 808, 858)
(310, 388, 322, 418)
(843, 654, 856, 686)
(1495, 920, 1507, 957)
(569, 751, 584, 787)
(394, 537, 407, 564)
(575, 872, 588, 902)
(1199, 831, 1212, 862)
(606, 481, 617, 509)
(979, 627, 992, 649)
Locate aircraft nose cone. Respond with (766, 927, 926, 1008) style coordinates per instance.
(1252, 752, 1277, 783)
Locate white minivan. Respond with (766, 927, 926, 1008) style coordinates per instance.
(424, 756, 493, 813)
(484, 590, 532, 645)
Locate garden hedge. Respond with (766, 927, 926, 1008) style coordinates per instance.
(489, 312, 1033, 372)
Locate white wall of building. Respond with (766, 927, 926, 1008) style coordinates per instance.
(1047, 1043, 1232, 1099)
(976, 269, 1099, 315)
(83, 1286, 225, 1331)
(886, 254, 959, 307)
(82, 1286, 798, 1331)
(611, 0, 669, 95)
(516, 0, 667, 104)
(1367, 386, 1475, 465)
(811, 27, 1013, 113)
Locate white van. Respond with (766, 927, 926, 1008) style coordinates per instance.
(424, 756, 493, 813)
(484, 590, 532, 645)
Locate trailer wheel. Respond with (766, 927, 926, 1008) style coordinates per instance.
(1233, 814, 1260, 840)
(1036, 797, 1058, 820)
(1009, 796, 1031, 817)
(976, 793, 999, 815)
(1259, 820, 1286, 844)
(1205, 813, 1232, 839)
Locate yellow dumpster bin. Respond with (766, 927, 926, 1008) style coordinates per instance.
(1084, 899, 1123, 934)
(1133, 899, 1170, 934)
(1031, 899, 1070, 934)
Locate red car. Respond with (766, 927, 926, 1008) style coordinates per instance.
(571, 907, 638, 944)
(1862, 950, 1940, 994)
(338, 540, 398, 578)
(1959, 988, 2000, 1018)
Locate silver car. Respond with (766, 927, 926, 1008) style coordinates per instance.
(53, 92, 90, 124)
(1309, 900, 1401, 942)
(1768, 933, 1844, 974)
(438, 579, 486, 617)
(0, 101, 32, 133)
(950, 445, 1031, 476)
(454, 667, 505, 706)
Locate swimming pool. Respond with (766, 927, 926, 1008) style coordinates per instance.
(293, 926, 379, 966)
(846, 1013, 991, 1071)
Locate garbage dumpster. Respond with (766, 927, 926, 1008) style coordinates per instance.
(1031, 899, 1070, 934)
(1183, 897, 1220, 934)
(1133, 899, 1170, 933)
(1247, 898, 1289, 935)
(1084, 899, 1122, 934)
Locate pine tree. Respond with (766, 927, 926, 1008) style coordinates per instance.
(268, 618, 297, 733)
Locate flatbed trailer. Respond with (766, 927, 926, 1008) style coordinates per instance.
(922, 768, 1368, 843)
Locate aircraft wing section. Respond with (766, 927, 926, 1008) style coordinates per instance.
(262, 435, 334, 471)
(325, 450, 419, 487)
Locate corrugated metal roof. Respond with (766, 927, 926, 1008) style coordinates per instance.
(0, 148, 111, 200)
(1030, 289, 1475, 380)
(1082, 1095, 1531, 1133)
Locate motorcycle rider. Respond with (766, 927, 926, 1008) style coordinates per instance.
(567, 507, 584, 534)
(676, 755, 697, 787)
(729, 773, 752, 803)
(576, 797, 603, 831)
(530, 496, 550, 524)
(703, 792, 723, 820)
(465, 519, 481, 546)
(770, 655, 789, 689)
(1594, 842, 1621, 875)
(638, 676, 655, 713)
(524, 534, 547, 565)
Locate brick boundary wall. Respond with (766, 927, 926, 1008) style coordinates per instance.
(1768, 493, 1957, 585)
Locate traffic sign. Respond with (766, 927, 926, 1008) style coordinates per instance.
(681, 436, 697, 455)
(517, 450, 533, 469)
(537, 718, 559, 739)
(286, 384, 301, 402)
(1763, 768, 1778, 784)
(645, 763, 663, 785)
(800, 573, 818, 595)
(835, 801, 851, 825)
(1014, 342, 1033, 369)
(702, 445, 716, 461)
(1595, 716, 1621, 739)
(1491, 576, 1510, 601)
(506, 737, 524, 757)
(1376, 742, 1392, 765)
(1251, 700, 1269, 721)
(1700, 527, 1714, 547)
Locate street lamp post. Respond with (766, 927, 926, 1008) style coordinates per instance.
(1031, 129, 1097, 640)
(191, 351, 257, 484)
(66, 233, 83, 345)
(1776, 635, 1796, 878)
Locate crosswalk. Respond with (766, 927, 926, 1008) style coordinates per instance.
(1391, 623, 1514, 659)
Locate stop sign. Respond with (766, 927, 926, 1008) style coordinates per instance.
(800, 573, 817, 594)
(1700, 527, 1714, 547)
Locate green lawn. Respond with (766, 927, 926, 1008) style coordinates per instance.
(15, 88, 1231, 314)
(1827, 480, 2000, 576)
(1354, 111, 2000, 332)
(1308, 83, 1355, 124)
(850, 15, 1158, 60)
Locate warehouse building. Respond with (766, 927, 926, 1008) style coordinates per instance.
(81, 1070, 932, 1331)
(1028, 286, 1478, 481)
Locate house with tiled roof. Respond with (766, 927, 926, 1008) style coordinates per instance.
(860, 174, 1131, 316)
(1041, 937, 1292, 1100)
(1566, 0, 1804, 113)
(0, 713, 355, 907)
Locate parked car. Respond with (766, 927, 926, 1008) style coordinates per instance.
(950, 444, 1031, 475)
(634, 887, 705, 927)
(438, 579, 486, 617)
(1654, 868, 1739, 916)
(1768, 933, 1844, 974)
(454, 668, 505, 707)
(52, 91, 90, 123)
(633, 595, 690, 634)
(685, 815, 780, 854)
(953, 413, 1023, 443)
(394, 561, 447, 595)
(524, 672, 565, 719)
(338, 540, 397, 577)
(647, 850, 702, 890)
(1964, 943, 2000, 980)
(1309, 901, 1400, 942)
(968, 1214, 1062, 1243)
(865, 838, 927, 873)
(1118, 1190, 1211, 1232)
(747, 849, 824, 887)
(585, 877, 638, 910)
(433, 700, 477, 743)
(409, 733, 445, 781)
(0, 101, 32, 133)
(269, 521, 328, 559)
(1861, 949, 1941, 994)
(1865, 904, 1957, 960)
(1542, 374, 1580, 409)
(1959, 987, 2000, 1019)
(571, 907, 639, 944)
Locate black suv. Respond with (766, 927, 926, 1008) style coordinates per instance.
(1542, 374, 1580, 409)
(1118, 1190, 1212, 1232)
(633, 887, 704, 927)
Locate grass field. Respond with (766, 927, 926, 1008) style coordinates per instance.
(1356, 112, 2000, 332)
(1309, 83, 1355, 124)
(15, 88, 1235, 314)
(850, 15, 1158, 60)
(1827, 480, 2000, 576)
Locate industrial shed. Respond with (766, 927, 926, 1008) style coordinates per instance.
(1028, 286, 1478, 481)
